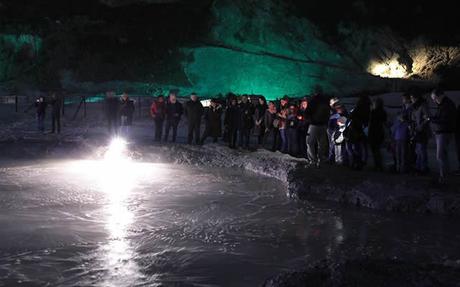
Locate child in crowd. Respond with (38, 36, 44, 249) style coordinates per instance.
(333, 116, 348, 165)
(392, 114, 410, 173)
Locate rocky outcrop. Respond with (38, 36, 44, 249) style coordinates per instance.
(137, 144, 460, 216)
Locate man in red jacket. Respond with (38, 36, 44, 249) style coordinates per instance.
(150, 95, 166, 142)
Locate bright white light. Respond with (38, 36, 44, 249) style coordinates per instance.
(63, 138, 165, 285)
(369, 58, 408, 78)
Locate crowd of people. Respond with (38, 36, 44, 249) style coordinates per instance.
(35, 87, 460, 184)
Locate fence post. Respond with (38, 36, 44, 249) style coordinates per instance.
(62, 94, 65, 116)
(15, 95, 18, 113)
(138, 96, 141, 117)
(83, 96, 87, 119)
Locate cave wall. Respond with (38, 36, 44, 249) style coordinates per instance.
(1, 0, 458, 98)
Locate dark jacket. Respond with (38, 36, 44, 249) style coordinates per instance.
(411, 99, 431, 142)
(431, 96, 457, 134)
(368, 107, 387, 145)
(264, 110, 277, 130)
(307, 95, 330, 126)
(185, 100, 204, 123)
(120, 99, 135, 117)
(286, 111, 298, 129)
(50, 97, 62, 116)
(392, 120, 410, 141)
(105, 97, 119, 118)
(35, 99, 47, 115)
(165, 101, 183, 122)
(204, 105, 223, 137)
(344, 107, 368, 144)
(225, 104, 240, 129)
(239, 102, 254, 130)
(255, 104, 267, 127)
(297, 108, 310, 131)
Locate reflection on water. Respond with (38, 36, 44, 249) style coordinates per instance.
(0, 156, 459, 286)
(67, 139, 163, 285)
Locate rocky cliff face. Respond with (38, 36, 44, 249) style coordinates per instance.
(0, 0, 458, 97)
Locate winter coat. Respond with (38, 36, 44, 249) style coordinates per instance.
(307, 95, 331, 126)
(411, 99, 431, 142)
(49, 97, 62, 116)
(431, 96, 457, 134)
(225, 105, 240, 129)
(286, 112, 298, 129)
(368, 107, 387, 145)
(344, 107, 367, 144)
(204, 105, 223, 137)
(297, 108, 309, 131)
(255, 104, 267, 126)
(120, 99, 135, 117)
(239, 102, 254, 130)
(185, 100, 204, 123)
(150, 100, 166, 121)
(105, 97, 119, 118)
(165, 101, 183, 122)
(264, 110, 277, 130)
(35, 100, 47, 116)
(392, 120, 410, 141)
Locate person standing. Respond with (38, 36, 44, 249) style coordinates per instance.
(254, 96, 268, 148)
(392, 114, 410, 173)
(264, 101, 279, 151)
(345, 95, 371, 170)
(277, 105, 288, 153)
(306, 93, 330, 167)
(410, 93, 431, 174)
(286, 103, 299, 156)
(184, 93, 204, 145)
(238, 96, 254, 149)
(368, 98, 387, 171)
(150, 95, 166, 142)
(430, 89, 457, 183)
(105, 91, 119, 136)
(224, 96, 240, 149)
(328, 97, 340, 162)
(201, 99, 222, 144)
(35, 96, 47, 133)
(119, 92, 135, 137)
(164, 92, 183, 143)
(296, 98, 309, 158)
(49, 92, 62, 134)
(401, 92, 416, 169)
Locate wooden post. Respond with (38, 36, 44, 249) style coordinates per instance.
(15, 95, 18, 113)
(62, 94, 65, 116)
(138, 96, 141, 117)
(83, 96, 87, 119)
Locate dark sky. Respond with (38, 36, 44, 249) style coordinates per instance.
(1, 0, 459, 44)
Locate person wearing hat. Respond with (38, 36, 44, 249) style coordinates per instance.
(327, 97, 341, 163)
